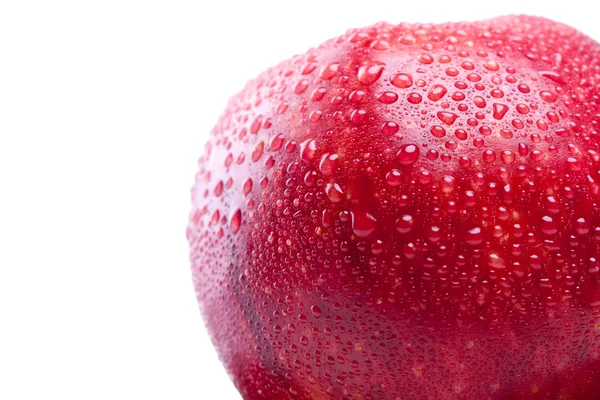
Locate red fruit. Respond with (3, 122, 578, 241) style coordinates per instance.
(187, 16, 600, 399)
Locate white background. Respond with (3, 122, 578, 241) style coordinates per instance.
(0, 1, 598, 399)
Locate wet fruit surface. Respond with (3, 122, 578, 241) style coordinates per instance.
(187, 16, 600, 399)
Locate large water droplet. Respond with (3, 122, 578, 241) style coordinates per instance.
(492, 103, 509, 120)
(466, 227, 483, 246)
(319, 153, 339, 176)
(351, 211, 377, 237)
(230, 209, 242, 234)
(396, 215, 414, 234)
(320, 62, 340, 80)
(386, 169, 402, 186)
(358, 63, 384, 85)
(251, 142, 264, 162)
(437, 111, 458, 125)
(391, 73, 413, 88)
(427, 84, 447, 101)
(300, 139, 317, 163)
(311, 305, 322, 318)
(397, 144, 420, 166)
(325, 183, 344, 203)
(541, 215, 558, 235)
(243, 178, 253, 196)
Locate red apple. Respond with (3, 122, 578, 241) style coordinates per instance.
(187, 15, 600, 399)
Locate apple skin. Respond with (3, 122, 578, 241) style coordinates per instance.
(188, 15, 600, 399)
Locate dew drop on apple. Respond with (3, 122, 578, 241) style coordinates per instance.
(381, 121, 400, 136)
(576, 217, 590, 235)
(325, 183, 344, 203)
(396, 214, 414, 234)
(300, 139, 317, 163)
(501, 150, 515, 164)
(358, 63, 385, 85)
(397, 144, 420, 166)
(351, 210, 377, 238)
(427, 226, 442, 243)
(311, 305, 322, 318)
(391, 73, 413, 88)
(386, 169, 402, 186)
(566, 157, 582, 171)
(539, 90, 557, 102)
(437, 111, 458, 125)
(466, 227, 483, 246)
(319, 153, 338, 176)
(407, 93, 423, 104)
(243, 178, 253, 196)
(229, 209, 242, 234)
(492, 103, 509, 120)
(427, 84, 447, 101)
(251, 142, 264, 162)
(441, 176, 456, 193)
(541, 215, 558, 235)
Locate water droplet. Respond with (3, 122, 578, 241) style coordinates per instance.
(300, 139, 317, 163)
(540, 71, 566, 85)
(490, 89, 504, 98)
(483, 60, 499, 71)
(294, 79, 309, 94)
(243, 179, 253, 196)
(466, 227, 483, 246)
(210, 209, 220, 226)
(377, 91, 398, 104)
(407, 93, 423, 104)
(397, 144, 420, 166)
(396, 214, 414, 234)
(482, 149, 496, 163)
(427, 84, 447, 101)
(358, 64, 384, 85)
(473, 96, 486, 108)
(214, 180, 224, 196)
(437, 111, 458, 125)
(311, 305, 322, 318)
(252, 142, 264, 162)
(418, 54, 434, 64)
(501, 150, 515, 164)
(467, 73, 481, 82)
(399, 34, 417, 45)
(391, 73, 413, 88)
(518, 143, 529, 156)
(493, 103, 509, 120)
(230, 209, 242, 234)
(430, 125, 446, 138)
(576, 218, 590, 235)
(516, 104, 530, 114)
(320, 62, 340, 80)
(518, 84, 531, 93)
(270, 134, 284, 151)
(351, 211, 377, 237)
(445, 67, 459, 76)
(541, 215, 558, 235)
(348, 90, 365, 103)
(325, 183, 344, 203)
(441, 176, 456, 193)
(381, 121, 400, 136)
(566, 157, 582, 171)
(455, 129, 467, 140)
(311, 87, 327, 101)
(386, 169, 402, 186)
(319, 153, 339, 176)
(350, 109, 367, 124)
(540, 91, 557, 103)
(427, 226, 442, 243)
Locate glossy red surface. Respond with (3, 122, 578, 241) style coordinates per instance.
(188, 16, 600, 399)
